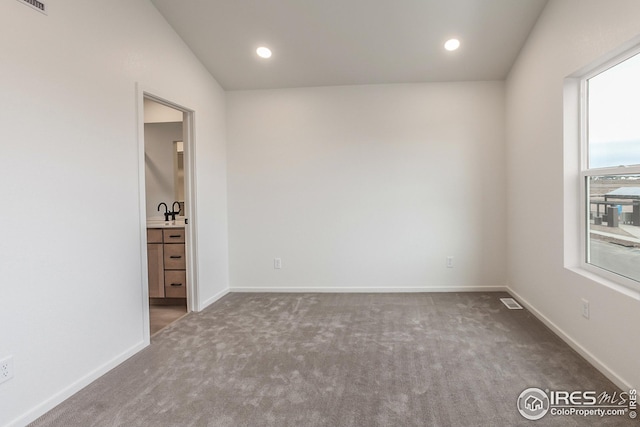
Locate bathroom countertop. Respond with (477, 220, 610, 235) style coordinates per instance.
(147, 218, 186, 228)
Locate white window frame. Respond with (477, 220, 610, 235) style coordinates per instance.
(578, 45, 640, 293)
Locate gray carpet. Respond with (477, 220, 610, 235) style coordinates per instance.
(30, 292, 635, 426)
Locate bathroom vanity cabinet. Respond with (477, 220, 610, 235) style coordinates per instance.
(147, 227, 187, 299)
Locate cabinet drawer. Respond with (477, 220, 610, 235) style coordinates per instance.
(163, 228, 185, 243)
(164, 244, 186, 269)
(164, 270, 186, 298)
(147, 228, 163, 244)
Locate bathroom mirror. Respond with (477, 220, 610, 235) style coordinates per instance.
(144, 119, 185, 219)
(173, 141, 185, 215)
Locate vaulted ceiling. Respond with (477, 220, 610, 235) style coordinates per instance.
(150, 0, 548, 90)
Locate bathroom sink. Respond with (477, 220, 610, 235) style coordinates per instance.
(147, 218, 186, 228)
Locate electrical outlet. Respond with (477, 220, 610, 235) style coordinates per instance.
(446, 256, 454, 268)
(0, 356, 14, 385)
(274, 258, 282, 269)
(581, 298, 590, 319)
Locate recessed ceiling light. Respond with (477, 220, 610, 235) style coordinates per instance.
(256, 47, 272, 59)
(444, 39, 461, 51)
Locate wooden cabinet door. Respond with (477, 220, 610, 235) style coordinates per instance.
(147, 243, 164, 298)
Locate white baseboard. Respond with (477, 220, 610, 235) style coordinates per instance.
(198, 287, 230, 311)
(11, 288, 231, 426)
(9, 341, 147, 427)
(230, 285, 508, 293)
(506, 286, 631, 391)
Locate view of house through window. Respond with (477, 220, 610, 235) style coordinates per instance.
(584, 51, 640, 285)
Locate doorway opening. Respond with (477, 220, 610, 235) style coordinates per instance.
(138, 89, 198, 340)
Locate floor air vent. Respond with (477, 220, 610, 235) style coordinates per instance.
(500, 298, 523, 310)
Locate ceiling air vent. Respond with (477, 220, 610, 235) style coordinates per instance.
(500, 298, 523, 310)
(17, 0, 47, 15)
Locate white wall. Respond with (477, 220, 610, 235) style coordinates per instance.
(0, 1, 229, 425)
(227, 82, 506, 291)
(505, 0, 640, 390)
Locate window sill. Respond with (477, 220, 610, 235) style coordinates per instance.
(566, 265, 640, 301)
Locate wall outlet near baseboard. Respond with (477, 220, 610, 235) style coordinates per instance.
(274, 258, 282, 269)
(581, 298, 590, 319)
(0, 356, 14, 385)
(446, 256, 454, 268)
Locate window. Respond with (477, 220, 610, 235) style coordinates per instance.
(582, 49, 640, 288)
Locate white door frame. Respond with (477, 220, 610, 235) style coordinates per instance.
(136, 83, 199, 344)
